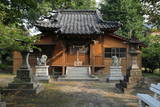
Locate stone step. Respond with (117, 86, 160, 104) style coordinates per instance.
(59, 66, 98, 81)
(67, 70, 88, 73)
(7, 82, 39, 89)
(66, 67, 89, 77)
(67, 72, 88, 75)
(67, 74, 89, 77)
(109, 73, 123, 76)
(67, 73, 88, 75)
(67, 67, 88, 70)
(109, 71, 122, 73)
(3, 83, 42, 95)
(66, 69, 88, 72)
(108, 76, 124, 80)
(58, 77, 99, 81)
(110, 69, 122, 72)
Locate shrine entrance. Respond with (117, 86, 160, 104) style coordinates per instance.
(67, 45, 89, 66)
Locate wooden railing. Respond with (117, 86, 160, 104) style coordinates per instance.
(47, 50, 63, 63)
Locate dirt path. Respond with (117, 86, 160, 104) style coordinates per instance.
(42, 81, 138, 107)
(0, 74, 139, 107)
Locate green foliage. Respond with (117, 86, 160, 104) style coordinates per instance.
(0, 0, 53, 24)
(100, 0, 144, 38)
(0, 0, 96, 24)
(0, 23, 40, 69)
(0, 23, 39, 52)
(142, 35, 160, 72)
(0, 0, 96, 51)
(48, 0, 96, 9)
(0, 0, 96, 70)
(142, 0, 160, 28)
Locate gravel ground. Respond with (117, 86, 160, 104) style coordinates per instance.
(1, 73, 159, 107)
(43, 81, 138, 107)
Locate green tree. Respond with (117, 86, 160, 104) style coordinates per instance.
(142, 34, 160, 73)
(0, 0, 96, 70)
(0, 0, 53, 24)
(47, 0, 96, 9)
(142, 0, 160, 28)
(100, 0, 144, 38)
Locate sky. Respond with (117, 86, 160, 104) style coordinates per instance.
(96, 0, 102, 7)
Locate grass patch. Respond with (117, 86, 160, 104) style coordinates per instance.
(5, 83, 76, 107)
(143, 72, 160, 79)
(0, 73, 15, 78)
(0, 73, 15, 87)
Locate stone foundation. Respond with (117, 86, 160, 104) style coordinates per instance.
(116, 68, 143, 93)
(0, 102, 6, 107)
(35, 66, 50, 82)
(3, 68, 42, 95)
(106, 66, 124, 81)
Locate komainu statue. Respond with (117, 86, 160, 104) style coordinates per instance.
(37, 55, 48, 66)
(112, 56, 121, 66)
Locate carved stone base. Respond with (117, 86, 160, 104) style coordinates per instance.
(3, 82, 42, 95)
(106, 66, 124, 81)
(3, 68, 42, 95)
(35, 66, 50, 82)
(16, 68, 32, 82)
(116, 68, 143, 93)
(0, 102, 6, 107)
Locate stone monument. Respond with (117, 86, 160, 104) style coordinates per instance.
(35, 55, 50, 82)
(106, 56, 124, 81)
(3, 50, 42, 95)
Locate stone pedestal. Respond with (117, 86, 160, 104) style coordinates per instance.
(116, 45, 143, 93)
(0, 102, 6, 107)
(35, 66, 50, 82)
(3, 52, 42, 95)
(116, 67, 143, 93)
(107, 66, 124, 81)
(3, 68, 42, 95)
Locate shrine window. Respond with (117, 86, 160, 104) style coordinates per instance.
(104, 48, 126, 58)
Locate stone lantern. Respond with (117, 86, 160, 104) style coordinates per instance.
(16, 51, 33, 82)
(128, 31, 142, 77)
(116, 30, 143, 93)
(3, 40, 42, 95)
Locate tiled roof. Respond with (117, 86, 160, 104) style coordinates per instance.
(35, 10, 122, 35)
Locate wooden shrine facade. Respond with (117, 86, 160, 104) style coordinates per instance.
(13, 10, 142, 75)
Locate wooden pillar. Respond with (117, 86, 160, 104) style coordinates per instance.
(101, 35, 104, 65)
(90, 43, 95, 74)
(62, 66, 65, 75)
(62, 41, 66, 75)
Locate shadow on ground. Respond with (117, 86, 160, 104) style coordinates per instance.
(4, 81, 138, 107)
